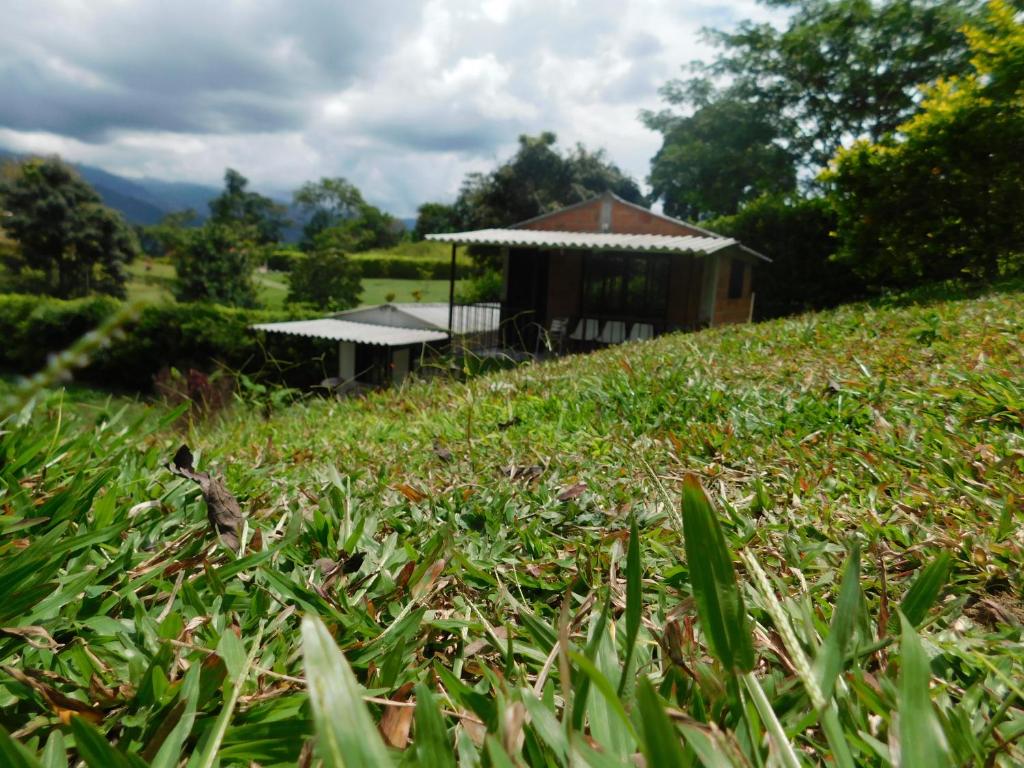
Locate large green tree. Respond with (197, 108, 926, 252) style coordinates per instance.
(0, 157, 139, 298)
(825, 0, 1024, 285)
(293, 177, 401, 252)
(646, 0, 980, 218)
(208, 169, 289, 245)
(173, 223, 259, 307)
(451, 132, 646, 229)
(643, 91, 796, 219)
(412, 202, 459, 240)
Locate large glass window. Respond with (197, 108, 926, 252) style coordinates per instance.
(582, 252, 670, 318)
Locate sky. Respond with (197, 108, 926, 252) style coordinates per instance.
(0, 0, 780, 216)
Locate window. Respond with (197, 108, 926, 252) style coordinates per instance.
(727, 259, 746, 299)
(582, 252, 670, 318)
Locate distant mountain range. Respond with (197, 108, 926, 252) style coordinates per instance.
(0, 148, 414, 239)
(0, 148, 224, 226)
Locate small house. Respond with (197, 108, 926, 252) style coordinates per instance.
(427, 191, 768, 353)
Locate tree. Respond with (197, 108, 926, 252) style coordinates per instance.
(451, 132, 646, 229)
(704, 194, 863, 318)
(644, 92, 797, 219)
(293, 177, 401, 252)
(412, 202, 458, 240)
(173, 223, 259, 307)
(137, 209, 200, 258)
(824, 0, 1024, 286)
(208, 169, 288, 245)
(0, 157, 138, 298)
(286, 246, 361, 310)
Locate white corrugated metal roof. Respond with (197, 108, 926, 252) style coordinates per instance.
(251, 318, 449, 346)
(426, 228, 737, 255)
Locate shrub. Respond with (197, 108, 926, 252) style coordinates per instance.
(265, 248, 305, 272)
(287, 248, 362, 310)
(349, 256, 451, 280)
(0, 294, 333, 391)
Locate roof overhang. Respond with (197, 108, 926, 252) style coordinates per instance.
(427, 228, 770, 261)
(250, 318, 449, 347)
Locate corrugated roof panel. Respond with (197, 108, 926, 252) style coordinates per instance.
(250, 318, 449, 346)
(426, 228, 738, 255)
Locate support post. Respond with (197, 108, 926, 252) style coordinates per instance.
(447, 243, 457, 336)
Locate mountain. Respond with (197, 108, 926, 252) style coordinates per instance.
(0, 148, 222, 226)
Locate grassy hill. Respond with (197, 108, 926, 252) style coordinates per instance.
(1, 281, 1023, 765)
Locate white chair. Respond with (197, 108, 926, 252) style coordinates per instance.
(629, 323, 655, 341)
(570, 318, 600, 342)
(597, 320, 626, 344)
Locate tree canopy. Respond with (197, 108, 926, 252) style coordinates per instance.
(825, 0, 1024, 285)
(646, 0, 981, 218)
(0, 157, 139, 299)
(208, 169, 289, 245)
(173, 223, 259, 307)
(448, 132, 646, 230)
(286, 246, 362, 311)
(293, 177, 401, 252)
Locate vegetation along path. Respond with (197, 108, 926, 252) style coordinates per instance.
(1, 280, 1023, 765)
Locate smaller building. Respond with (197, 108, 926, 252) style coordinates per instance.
(251, 302, 498, 390)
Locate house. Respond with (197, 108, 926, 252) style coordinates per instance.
(427, 191, 768, 353)
(251, 302, 498, 390)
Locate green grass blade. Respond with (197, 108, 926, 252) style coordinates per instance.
(618, 513, 642, 697)
(0, 725, 44, 768)
(815, 543, 861, 700)
(900, 552, 952, 628)
(301, 614, 393, 768)
(635, 677, 688, 768)
(681, 475, 754, 673)
(897, 613, 950, 767)
(69, 717, 135, 768)
(151, 663, 201, 768)
(413, 683, 455, 768)
(40, 730, 66, 768)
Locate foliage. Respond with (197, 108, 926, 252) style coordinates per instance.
(455, 269, 503, 303)
(643, 92, 796, 220)
(412, 202, 459, 240)
(703, 0, 978, 169)
(2, 278, 1023, 764)
(208, 169, 289, 245)
(704, 193, 865, 318)
(173, 224, 260, 308)
(136, 209, 201, 259)
(263, 248, 305, 273)
(0, 156, 139, 299)
(825, 0, 1024, 286)
(0, 293, 329, 390)
(286, 247, 362, 311)
(450, 132, 646, 231)
(294, 177, 402, 252)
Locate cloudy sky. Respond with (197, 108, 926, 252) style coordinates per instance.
(0, 0, 780, 216)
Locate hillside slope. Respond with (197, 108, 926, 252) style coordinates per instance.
(1, 282, 1023, 765)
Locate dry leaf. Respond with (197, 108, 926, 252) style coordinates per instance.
(412, 559, 446, 600)
(378, 682, 415, 749)
(0, 625, 60, 650)
(557, 483, 587, 502)
(395, 483, 427, 503)
(167, 445, 245, 549)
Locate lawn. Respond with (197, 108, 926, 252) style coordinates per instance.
(127, 259, 461, 309)
(1, 280, 1023, 766)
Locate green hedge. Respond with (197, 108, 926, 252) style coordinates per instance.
(0, 294, 336, 391)
(351, 256, 452, 280)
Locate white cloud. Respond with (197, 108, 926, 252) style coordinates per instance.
(0, 0, 785, 215)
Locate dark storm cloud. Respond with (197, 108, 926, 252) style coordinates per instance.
(0, 0, 419, 140)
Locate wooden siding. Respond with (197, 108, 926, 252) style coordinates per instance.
(518, 197, 705, 237)
(712, 256, 754, 326)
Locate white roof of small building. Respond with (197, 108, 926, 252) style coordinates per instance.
(426, 228, 740, 256)
(250, 318, 449, 346)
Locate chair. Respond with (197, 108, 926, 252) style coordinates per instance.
(535, 317, 570, 355)
(628, 323, 655, 342)
(597, 320, 626, 344)
(570, 318, 600, 342)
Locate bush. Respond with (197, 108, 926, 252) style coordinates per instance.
(265, 248, 305, 272)
(287, 249, 362, 311)
(704, 194, 865, 319)
(0, 294, 334, 391)
(350, 256, 451, 280)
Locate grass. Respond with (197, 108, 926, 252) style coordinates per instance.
(126, 259, 460, 309)
(1, 279, 1023, 766)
